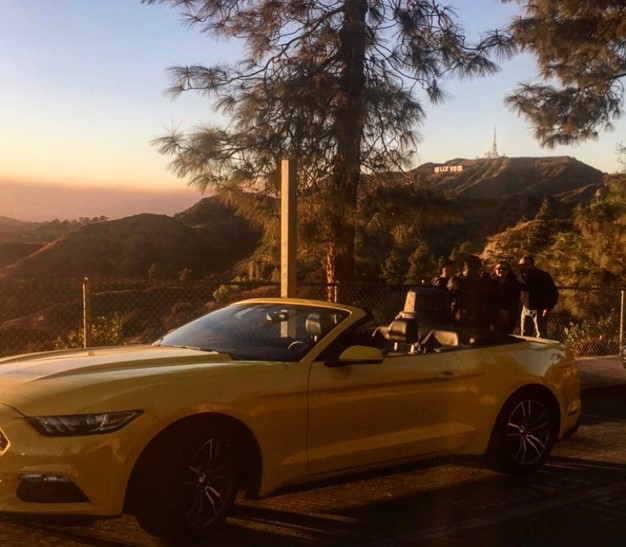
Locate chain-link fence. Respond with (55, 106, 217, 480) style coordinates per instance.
(0, 278, 624, 358)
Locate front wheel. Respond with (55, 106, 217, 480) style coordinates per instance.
(489, 391, 556, 474)
(131, 421, 240, 542)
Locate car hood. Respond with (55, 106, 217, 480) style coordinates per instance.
(0, 345, 239, 411)
(0, 346, 284, 425)
(0, 345, 232, 381)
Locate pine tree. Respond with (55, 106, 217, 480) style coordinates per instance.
(505, 0, 626, 147)
(405, 243, 436, 284)
(143, 0, 513, 285)
(543, 173, 626, 285)
(381, 249, 406, 285)
(573, 174, 626, 281)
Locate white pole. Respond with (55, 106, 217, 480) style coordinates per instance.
(280, 159, 297, 298)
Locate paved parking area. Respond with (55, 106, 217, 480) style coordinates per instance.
(577, 355, 625, 389)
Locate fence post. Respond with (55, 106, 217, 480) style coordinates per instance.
(82, 277, 91, 348)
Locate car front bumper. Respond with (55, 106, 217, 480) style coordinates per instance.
(0, 404, 153, 517)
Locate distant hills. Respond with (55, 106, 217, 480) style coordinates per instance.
(0, 156, 606, 280)
(0, 201, 259, 279)
(0, 216, 25, 227)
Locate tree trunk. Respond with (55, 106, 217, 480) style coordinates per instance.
(325, 202, 356, 301)
(325, 0, 368, 292)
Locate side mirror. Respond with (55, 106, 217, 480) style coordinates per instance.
(325, 345, 384, 367)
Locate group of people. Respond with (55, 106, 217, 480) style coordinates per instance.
(431, 255, 559, 338)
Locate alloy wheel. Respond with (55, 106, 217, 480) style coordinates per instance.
(505, 399, 551, 467)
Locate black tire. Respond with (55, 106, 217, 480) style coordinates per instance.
(131, 420, 240, 542)
(489, 390, 556, 474)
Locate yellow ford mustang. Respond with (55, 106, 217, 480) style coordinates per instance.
(0, 297, 580, 541)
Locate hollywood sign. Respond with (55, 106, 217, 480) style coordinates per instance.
(434, 165, 463, 173)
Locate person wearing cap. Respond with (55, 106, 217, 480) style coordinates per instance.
(518, 256, 559, 338)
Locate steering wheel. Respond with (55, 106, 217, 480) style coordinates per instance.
(288, 340, 309, 351)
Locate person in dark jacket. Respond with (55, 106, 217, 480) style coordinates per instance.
(489, 260, 521, 334)
(518, 256, 559, 338)
(448, 254, 492, 329)
(431, 260, 456, 290)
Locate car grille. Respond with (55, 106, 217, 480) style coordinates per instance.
(0, 428, 9, 452)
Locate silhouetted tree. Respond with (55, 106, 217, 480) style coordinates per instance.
(405, 242, 436, 284)
(381, 249, 405, 284)
(144, 0, 513, 285)
(505, 0, 626, 147)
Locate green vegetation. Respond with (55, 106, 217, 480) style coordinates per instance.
(143, 1, 626, 290)
(144, 0, 513, 286)
(54, 313, 125, 350)
(506, 1, 626, 146)
(482, 172, 626, 288)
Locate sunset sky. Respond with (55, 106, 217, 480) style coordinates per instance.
(2, 0, 624, 221)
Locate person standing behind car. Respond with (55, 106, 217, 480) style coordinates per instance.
(448, 254, 492, 329)
(518, 256, 559, 338)
(489, 260, 521, 334)
(432, 260, 456, 290)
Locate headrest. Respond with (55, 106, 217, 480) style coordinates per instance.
(387, 317, 419, 344)
(306, 311, 335, 339)
(403, 288, 450, 314)
(432, 329, 459, 346)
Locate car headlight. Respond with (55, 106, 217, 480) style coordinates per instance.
(26, 410, 142, 436)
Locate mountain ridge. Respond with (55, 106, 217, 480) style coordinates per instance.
(0, 155, 606, 279)
(411, 156, 604, 201)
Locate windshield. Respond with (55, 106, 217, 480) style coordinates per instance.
(156, 302, 350, 361)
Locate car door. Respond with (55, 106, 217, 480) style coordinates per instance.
(306, 349, 470, 477)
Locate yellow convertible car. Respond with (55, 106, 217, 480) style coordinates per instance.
(0, 295, 580, 541)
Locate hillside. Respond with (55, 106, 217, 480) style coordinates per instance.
(0, 155, 606, 280)
(0, 216, 32, 246)
(0, 242, 42, 269)
(174, 197, 261, 255)
(0, 216, 25, 227)
(412, 156, 604, 201)
(0, 208, 259, 279)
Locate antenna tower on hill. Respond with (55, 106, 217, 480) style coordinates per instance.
(484, 127, 499, 159)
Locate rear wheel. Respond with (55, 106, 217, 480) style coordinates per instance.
(131, 421, 240, 541)
(489, 391, 556, 474)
